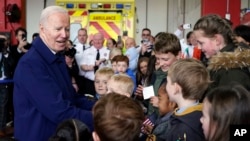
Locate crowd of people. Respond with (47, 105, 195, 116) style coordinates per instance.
(1, 5, 250, 141)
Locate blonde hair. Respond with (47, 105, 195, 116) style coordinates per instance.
(95, 67, 115, 79)
(110, 74, 134, 95)
(168, 58, 210, 100)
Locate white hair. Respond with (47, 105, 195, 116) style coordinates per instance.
(39, 5, 68, 25)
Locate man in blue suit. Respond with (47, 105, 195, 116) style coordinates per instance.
(13, 6, 93, 141)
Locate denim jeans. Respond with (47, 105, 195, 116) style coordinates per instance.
(0, 85, 9, 130)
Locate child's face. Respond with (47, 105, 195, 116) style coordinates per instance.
(140, 61, 148, 75)
(200, 99, 214, 140)
(94, 74, 109, 95)
(158, 89, 173, 116)
(166, 76, 176, 102)
(116, 62, 128, 73)
(111, 62, 117, 72)
(194, 30, 218, 59)
(155, 52, 179, 72)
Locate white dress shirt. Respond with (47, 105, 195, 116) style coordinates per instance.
(74, 43, 90, 76)
(80, 46, 110, 81)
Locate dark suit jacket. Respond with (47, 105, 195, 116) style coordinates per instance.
(13, 37, 94, 141)
(0, 52, 15, 79)
(9, 45, 25, 71)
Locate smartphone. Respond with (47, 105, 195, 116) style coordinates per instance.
(21, 34, 27, 41)
(117, 35, 122, 42)
(183, 23, 191, 29)
(142, 39, 149, 45)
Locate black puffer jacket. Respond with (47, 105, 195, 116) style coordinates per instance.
(207, 43, 250, 91)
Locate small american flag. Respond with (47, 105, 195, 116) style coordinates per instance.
(141, 117, 155, 134)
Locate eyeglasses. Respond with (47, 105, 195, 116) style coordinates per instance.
(142, 34, 150, 36)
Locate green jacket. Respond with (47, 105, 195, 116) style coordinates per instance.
(147, 69, 167, 115)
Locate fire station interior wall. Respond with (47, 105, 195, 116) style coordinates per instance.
(26, 0, 51, 42)
(241, 0, 250, 16)
(0, 0, 26, 45)
(26, 0, 201, 43)
(26, 0, 247, 44)
(202, 0, 241, 27)
(26, 0, 44, 36)
(136, 0, 201, 42)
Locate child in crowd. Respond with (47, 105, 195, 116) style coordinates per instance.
(94, 67, 115, 99)
(49, 119, 92, 141)
(92, 93, 144, 141)
(115, 55, 136, 89)
(136, 57, 149, 88)
(135, 55, 157, 100)
(136, 32, 182, 138)
(201, 84, 250, 141)
(165, 58, 210, 140)
(110, 55, 118, 73)
(107, 74, 134, 97)
(146, 32, 181, 116)
(193, 14, 250, 93)
(143, 82, 177, 141)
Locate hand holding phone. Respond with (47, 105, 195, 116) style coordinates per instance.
(142, 39, 149, 45)
(21, 34, 27, 41)
(183, 23, 191, 29)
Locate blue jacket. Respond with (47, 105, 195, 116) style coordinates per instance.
(126, 69, 137, 93)
(126, 69, 136, 86)
(13, 37, 94, 141)
(151, 112, 172, 141)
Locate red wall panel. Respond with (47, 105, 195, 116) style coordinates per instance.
(201, 0, 240, 27)
(0, 0, 26, 44)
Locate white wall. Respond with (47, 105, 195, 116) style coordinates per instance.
(241, 0, 250, 8)
(135, 0, 201, 43)
(26, 0, 55, 42)
(135, 0, 168, 42)
(241, 0, 250, 18)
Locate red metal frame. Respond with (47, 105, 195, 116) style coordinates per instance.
(0, 0, 26, 44)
